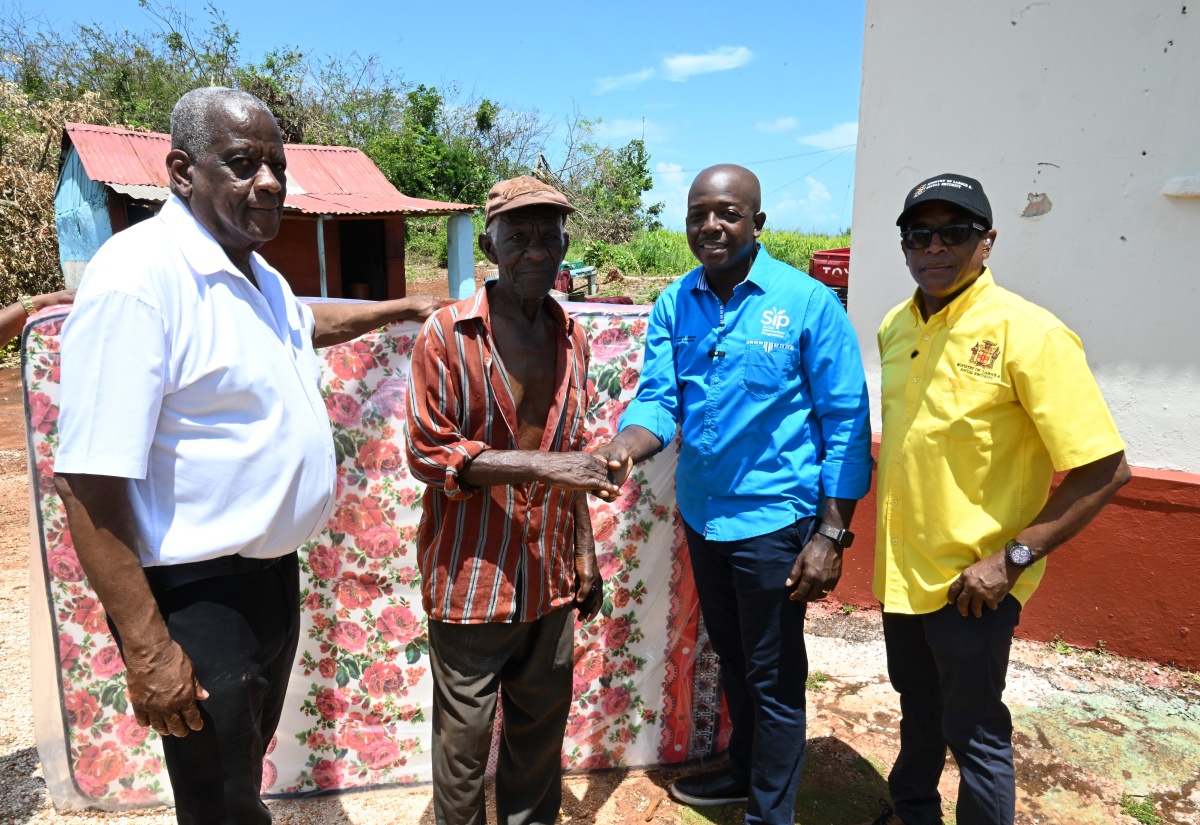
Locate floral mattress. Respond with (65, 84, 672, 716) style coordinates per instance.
(22, 303, 729, 811)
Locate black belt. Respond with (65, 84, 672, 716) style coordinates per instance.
(143, 552, 292, 594)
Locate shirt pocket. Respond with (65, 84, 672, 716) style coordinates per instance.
(931, 377, 1012, 444)
(740, 343, 792, 400)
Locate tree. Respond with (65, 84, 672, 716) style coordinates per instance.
(0, 80, 111, 306)
(543, 114, 664, 244)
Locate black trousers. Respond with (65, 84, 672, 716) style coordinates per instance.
(427, 605, 575, 825)
(882, 596, 1021, 825)
(684, 518, 816, 825)
(112, 553, 300, 825)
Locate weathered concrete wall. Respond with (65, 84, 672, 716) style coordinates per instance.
(850, 0, 1200, 474)
(838, 443, 1200, 670)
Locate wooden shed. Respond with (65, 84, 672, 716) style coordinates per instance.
(54, 122, 475, 299)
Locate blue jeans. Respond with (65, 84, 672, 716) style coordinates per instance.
(883, 596, 1022, 825)
(684, 517, 816, 825)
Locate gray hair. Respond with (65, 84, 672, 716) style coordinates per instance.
(170, 86, 275, 161)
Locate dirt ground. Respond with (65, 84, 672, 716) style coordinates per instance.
(1, 364, 1198, 825)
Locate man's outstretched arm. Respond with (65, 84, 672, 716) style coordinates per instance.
(54, 473, 208, 736)
(309, 296, 450, 348)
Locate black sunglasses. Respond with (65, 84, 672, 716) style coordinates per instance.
(901, 222, 986, 250)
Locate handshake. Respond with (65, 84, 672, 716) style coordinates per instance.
(537, 443, 635, 501)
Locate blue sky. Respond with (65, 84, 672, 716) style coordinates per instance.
(20, 0, 865, 232)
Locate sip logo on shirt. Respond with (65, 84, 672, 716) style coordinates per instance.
(760, 307, 790, 338)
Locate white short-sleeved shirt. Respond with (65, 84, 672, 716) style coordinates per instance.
(56, 195, 337, 566)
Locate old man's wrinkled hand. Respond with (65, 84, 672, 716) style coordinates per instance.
(537, 451, 621, 498)
(124, 639, 210, 737)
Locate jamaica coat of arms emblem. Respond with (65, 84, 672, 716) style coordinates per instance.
(969, 340, 1001, 369)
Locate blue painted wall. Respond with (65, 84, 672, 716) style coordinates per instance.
(54, 146, 112, 286)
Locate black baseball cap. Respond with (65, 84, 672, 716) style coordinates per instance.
(896, 173, 992, 229)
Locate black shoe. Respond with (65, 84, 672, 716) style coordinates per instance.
(860, 798, 904, 825)
(668, 766, 749, 806)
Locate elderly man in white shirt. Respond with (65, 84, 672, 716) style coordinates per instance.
(53, 87, 442, 825)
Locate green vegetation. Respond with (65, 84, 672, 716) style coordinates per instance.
(805, 671, 830, 691)
(1119, 793, 1163, 825)
(840, 604, 860, 614)
(564, 228, 851, 278)
(0, 2, 663, 301)
(1050, 634, 1074, 655)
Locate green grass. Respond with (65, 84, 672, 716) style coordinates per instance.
(1119, 793, 1163, 825)
(806, 671, 830, 691)
(567, 228, 852, 279)
(404, 213, 488, 268)
(405, 220, 849, 287)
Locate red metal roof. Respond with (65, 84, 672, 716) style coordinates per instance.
(62, 122, 475, 216)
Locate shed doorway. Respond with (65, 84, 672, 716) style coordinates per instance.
(339, 219, 387, 300)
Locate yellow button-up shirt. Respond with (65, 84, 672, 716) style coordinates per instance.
(875, 269, 1124, 614)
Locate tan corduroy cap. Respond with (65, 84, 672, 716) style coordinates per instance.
(484, 176, 575, 226)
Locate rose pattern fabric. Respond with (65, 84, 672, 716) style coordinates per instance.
(24, 304, 725, 811)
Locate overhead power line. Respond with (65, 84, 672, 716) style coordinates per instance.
(763, 147, 859, 197)
(679, 143, 855, 174)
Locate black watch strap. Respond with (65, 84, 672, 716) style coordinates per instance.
(815, 522, 854, 549)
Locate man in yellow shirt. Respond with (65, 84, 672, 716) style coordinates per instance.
(866, 174, 1130, 825)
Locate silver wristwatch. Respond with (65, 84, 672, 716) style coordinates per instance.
(1004, 539, 1035, 568)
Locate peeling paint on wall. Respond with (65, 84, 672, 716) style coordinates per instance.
(1021, 192, 1053, 218)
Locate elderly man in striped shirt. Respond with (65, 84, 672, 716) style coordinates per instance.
(405, 176, 617, 825)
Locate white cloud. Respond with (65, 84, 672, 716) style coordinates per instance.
(756, 116, 799, 134)
(594, 46, 753, 95)
(595, 68, 655, 95)
(798, 121, 859, 151)
(662, 46, 753, 81)
(594, 118, 667, 143)
(649, 161, 690, 228)
(769, 177, 842, 231)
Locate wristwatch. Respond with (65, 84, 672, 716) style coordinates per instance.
(1004, 539, 1035, 568)
(815, 522, 854, 549)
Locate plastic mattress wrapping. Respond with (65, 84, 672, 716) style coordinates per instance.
(22, 303, 731, 811)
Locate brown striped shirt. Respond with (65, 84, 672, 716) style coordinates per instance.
(404, 286, 591, 624)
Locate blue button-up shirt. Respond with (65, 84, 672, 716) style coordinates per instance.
(619, 245, 873, 541)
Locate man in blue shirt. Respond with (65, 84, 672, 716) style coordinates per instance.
(596, 164, 873, 825)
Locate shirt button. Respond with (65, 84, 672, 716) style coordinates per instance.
(949, 317, 956, 323)
(706, 495, 713, 501)
(892, 499, 899, 506)
(913, 377, 920, 383)
(891, 539, 898, 545)
(903, 417, 911, 424)
(923, 335, 930, 341)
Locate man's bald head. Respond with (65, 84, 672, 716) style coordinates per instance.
(689, 164, 762, 213)
(685, 164, 766, 282)
(170, 87, 277, 162)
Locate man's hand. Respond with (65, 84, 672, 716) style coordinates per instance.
(589, 426, 662, 501)
(786, 533, 843, 602)
(573, 536, 603, 622)
(946, 552, 1022, 617)
(591, 442, 633, 501)
(536, 452, 621, 497)
(123, 639, 210, 736)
